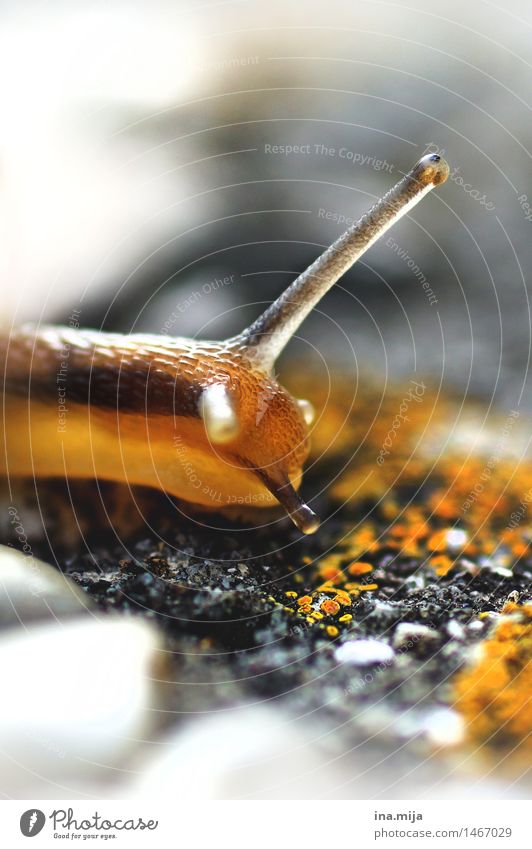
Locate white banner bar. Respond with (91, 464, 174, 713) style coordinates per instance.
(0, 799, 529, 847)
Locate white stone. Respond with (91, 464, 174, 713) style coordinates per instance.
(0, 616, 161, 794)
(492, 566, 513, 578)
(133, 707, 340, 800)
(335, 639, 394, 666)
(447, 620, 466, 640)
(460, 558, 480, 576)
(423, 708, 465, 747)
(393, 622, 439, 648)
(0, 544, 92, 629)
(445, 529, 468, 551)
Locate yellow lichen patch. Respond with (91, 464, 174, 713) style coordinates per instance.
(297, 595, 312, 606)
(275, 518, 384, 635)
(316, 584, 338, 595)
(276, 374, 532, 647)
(512, 541, 529, 558)
(348, 561, 374, 576)
(426, 530, 448, 552)
(334, 589, 352, 606)
(319, 563, 345, 583)
(453, 602, 532, 754)
(287, 373, 531, 566)
(321, 599, 341, 616)
(429, 555, 454, 577)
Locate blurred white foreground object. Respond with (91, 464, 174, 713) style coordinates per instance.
(0, 544, 92, 628)
(0, 616, 162, 795)
(133, 707, 337, 800)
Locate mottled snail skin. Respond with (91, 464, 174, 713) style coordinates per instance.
(0, 154, 449, 534)
(1, 328, 313, 529)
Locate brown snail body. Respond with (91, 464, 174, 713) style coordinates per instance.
(0, 155, 449, 533)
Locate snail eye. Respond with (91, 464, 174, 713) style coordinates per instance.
(198, 383, 239, 445)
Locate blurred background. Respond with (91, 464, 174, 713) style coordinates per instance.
(1, 0, 532, 801)
(2, 0, 532, 411)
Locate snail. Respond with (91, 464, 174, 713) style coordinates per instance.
(0, 154, 449, 534)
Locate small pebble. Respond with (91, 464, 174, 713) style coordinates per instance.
(459, 558, 480, 576)
(479, 556, 512, 576)
(423, 708, 465, 747)
(335, 639, 394, 666)
(491, 566, 513, 578)
(0, 616, 162, 793)
(404, 574, 426, 591)
(393, 622, 439, 649)
(447, 620, 466, 640)
(134, 707, 336, 800)
(0, 544, 92, 630)
(445, 529, 469, 551)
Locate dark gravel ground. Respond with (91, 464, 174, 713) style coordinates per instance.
(19, 475, 528, 754)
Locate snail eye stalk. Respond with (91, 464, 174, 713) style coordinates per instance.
(237, 153, 449, 371)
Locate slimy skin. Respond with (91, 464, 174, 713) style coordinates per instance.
(1, 329, 314, 529)
(0, 155, 449, 533)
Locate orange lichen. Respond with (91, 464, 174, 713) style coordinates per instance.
(286, 372, 529, 559)
(348, 561, 374, 576)
(426, 530, 448, 552)
(453, 603, 532, 754)
(334, 589, 352, 606)
(319, 564, 345, 582)
(321, 599, 341, 616)
(274, 375, 531, 652)
(297, 595, 312, 606)
(429, 555, 454, 577)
